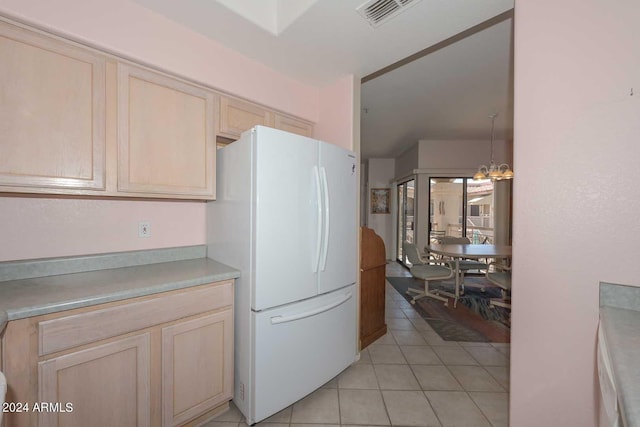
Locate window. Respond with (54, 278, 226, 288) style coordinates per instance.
(429, 177, 495, 244)
(396, 179, 415, 264)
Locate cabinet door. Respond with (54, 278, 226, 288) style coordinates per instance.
(38, 333, 151, 427)
(219, 96, 274, 139)
(161, 310, 233, 427)
(117, 64, 215, 198)
(274, 113, 314, 137)
(0, 21, 106, 191)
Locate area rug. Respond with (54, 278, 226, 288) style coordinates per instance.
(386, 276, 510, 343)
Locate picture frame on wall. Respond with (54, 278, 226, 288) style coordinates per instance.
(370, 188, 390, 214)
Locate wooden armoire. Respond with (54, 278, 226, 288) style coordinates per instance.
(359, 227, 387, 349)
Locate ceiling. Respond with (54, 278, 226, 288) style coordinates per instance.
(133, 0, 515, 159)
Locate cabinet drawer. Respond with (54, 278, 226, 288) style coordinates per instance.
(38, 281, 233, 356)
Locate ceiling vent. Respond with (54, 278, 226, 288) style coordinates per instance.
(357, 0, 421, 28)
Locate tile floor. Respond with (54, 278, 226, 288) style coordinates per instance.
(206, 263, 510, 427)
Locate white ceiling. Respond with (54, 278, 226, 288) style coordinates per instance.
(133, 0, 514, 159)
(362, 16, 514, 158)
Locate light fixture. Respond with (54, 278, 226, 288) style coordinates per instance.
(473, 113, 514, 181)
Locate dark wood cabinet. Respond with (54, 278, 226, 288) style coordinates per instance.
(359, 227, 387, 349)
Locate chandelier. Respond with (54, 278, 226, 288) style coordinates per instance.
(473, 113, 514, 181)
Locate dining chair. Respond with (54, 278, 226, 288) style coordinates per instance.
(403, 242, 454, 306)
(439, 236, 488, 293)
(486, 261, 511, 309)
(429, 230, 446, 244)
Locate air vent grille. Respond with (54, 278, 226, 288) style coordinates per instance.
(357, 0, 421, 27)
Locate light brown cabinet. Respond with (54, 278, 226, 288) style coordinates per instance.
(218, 96, 314, 141)
(0, 21, 106, 192)
(359, 227, 387, 350)
(274, 113, 314, 138)
(38, 334, 152, 427)
(0, 281, 234, 427)
(218, 96, 274, 139)
(0, 18, 314, 200)
(117, 64, 216, 199)
(162, 311, 233, 427)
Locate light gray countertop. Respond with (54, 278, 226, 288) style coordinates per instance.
(600, 283, 640, 427)
(0, 247, 239, 334)
(600, 306, 640, 427)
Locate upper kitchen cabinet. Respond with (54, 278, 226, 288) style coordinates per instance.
(274, 113, 314, 138)
(217, 96, 314, 141)
(218, 95, 274, 140)
(0, 21, 106, 192)
(117, 63, 216, 199)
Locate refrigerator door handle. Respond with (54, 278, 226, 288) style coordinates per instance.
(313, 166, 323, 273)
(270, 292, 352, 325)
(319, 167, 330, 271)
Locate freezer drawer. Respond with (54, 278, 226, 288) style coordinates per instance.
(250, 285, 356, 424)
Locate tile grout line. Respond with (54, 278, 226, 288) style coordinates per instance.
(387, 284, 452, 427)
(387, 278, 497, 426)
(466, 390, 498, 427)
(384, 289, 445, 426)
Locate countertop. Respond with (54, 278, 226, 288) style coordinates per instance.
(0, 246, 240, 334)
(600, 306, 640, 426)
(600, 282, 640, 427)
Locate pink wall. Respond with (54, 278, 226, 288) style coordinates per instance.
(316, 75, 356, 150)
(512, 0, 640, 426)
(0, 1, 356, 261)
(0, 197, 206, 261)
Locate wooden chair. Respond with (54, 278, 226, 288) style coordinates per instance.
(403, 242, 454, 306)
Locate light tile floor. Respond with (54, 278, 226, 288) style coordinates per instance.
(205, 262, 510, 427)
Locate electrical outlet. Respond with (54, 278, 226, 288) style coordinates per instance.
(138, 221, 151, 238)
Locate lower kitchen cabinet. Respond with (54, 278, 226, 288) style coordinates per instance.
(162, 311, 233, 427)
(38, 334, 152, 427)
(0, 281, 234, 427)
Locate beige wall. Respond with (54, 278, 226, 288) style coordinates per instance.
(366, 159, 395, 260)
(394, 145, 420, 180)
(419, 139, 511, 170)
(512, 0, 640, 425)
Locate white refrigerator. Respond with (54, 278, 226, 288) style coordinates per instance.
(207, 126, 357, 424)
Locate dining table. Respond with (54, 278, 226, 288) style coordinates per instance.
(426, 243, 512, 307)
